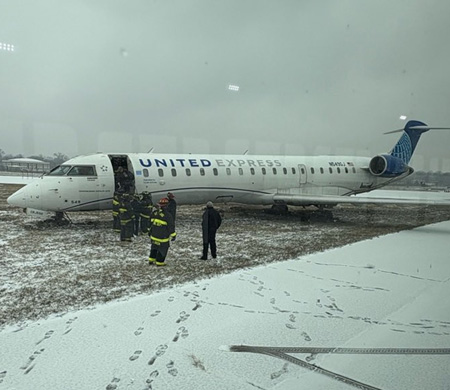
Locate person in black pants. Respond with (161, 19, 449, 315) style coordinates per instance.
(148, 198, 176, 266)
(200, 201, 222, 260)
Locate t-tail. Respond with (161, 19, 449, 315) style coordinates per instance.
(388, 120, 429, 164)
(369, 120, 450, 178)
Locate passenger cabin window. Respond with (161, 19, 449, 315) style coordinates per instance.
(329, 167, 333, 174)
(213, 168, 218, 176)
(291, 168, 296, 174)
(226, 168, 231, 175)
(48, 165, 72, 176)
(272, 167, 277, 174)
(310, 167, 315, 174)
(345, 167, 348, 173)
(250, 167, 255, 175)
(239, 168, 243, 175)
(352, 167, 356, 173)
(337, 167, 341, 174)
(68, 165, 96, 176)
(158, 168, 164, 177)
(171, 168, 177, 177)
(301, 167, 306, 174)
(143, 169, 149, 177)
(200, 168, 205, 176)
(186, 168, 191, 176)
(283, 168, 287, 174)
(320, 167, 324, 174)
(262, 167, 266, 174)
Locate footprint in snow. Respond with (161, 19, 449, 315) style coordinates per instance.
(285, 323, 296, 330)
(105, 377, 120, 390)
(148, 344, 168, 365)
(173, 326, 189, 342)
(129, 350, 142, 361)
(176, 311, 190, 323)
(145, 370, 159, 388)
(301, 331, 312, 341)
(66, 317, 78, 325)
(166, 360, 178, 377)
(21, 348, 45, 371)
(134, 327, 144, 336)
(36, 330, 54, 345)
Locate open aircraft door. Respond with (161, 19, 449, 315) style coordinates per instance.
(108, 154, 136, 193)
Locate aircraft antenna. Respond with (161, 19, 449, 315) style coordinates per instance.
(147, 147, 154, 153)
(243, 149, 248, 155)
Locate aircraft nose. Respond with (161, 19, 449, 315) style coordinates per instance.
(7, 186, 29, 208)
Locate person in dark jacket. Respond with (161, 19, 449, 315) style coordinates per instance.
(167, 192, 177, 224)
(200, 201, 222, 260)
(115, 166, 134, 193)
(148, 197, 176, 266)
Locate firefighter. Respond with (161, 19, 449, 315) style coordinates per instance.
(118, 193, 134, 242)
(167, 192, 177, 224)
(112, 192, 121, 233)
(148, 197, 176, 266)
(139, 192, 153, 234)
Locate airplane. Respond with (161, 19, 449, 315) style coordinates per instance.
(6, 119, 450, 219)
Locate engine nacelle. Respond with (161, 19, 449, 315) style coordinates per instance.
(369, 154, 409, 177)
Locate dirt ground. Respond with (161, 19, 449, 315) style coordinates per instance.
(1, 183, 450, 328)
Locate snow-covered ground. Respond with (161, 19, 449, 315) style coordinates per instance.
(1, 181, 450, 389)
(1, 220, 450, 389)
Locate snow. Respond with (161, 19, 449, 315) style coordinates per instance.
(1, 220, 449, 390)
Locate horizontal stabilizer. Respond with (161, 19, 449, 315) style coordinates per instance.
(385, 126, 450, 134)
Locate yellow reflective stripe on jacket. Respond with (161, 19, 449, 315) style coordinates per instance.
(150, 218, 168, 226)
(150, 236, 170, 243)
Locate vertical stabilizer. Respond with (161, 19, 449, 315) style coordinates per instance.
(389, 120, 428, 164)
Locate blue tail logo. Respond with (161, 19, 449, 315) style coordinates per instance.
(389, 120, 429, 164)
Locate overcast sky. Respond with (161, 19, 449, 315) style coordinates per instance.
(1, 0, 450, 171)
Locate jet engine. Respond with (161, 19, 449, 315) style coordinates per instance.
(369, 154, 409, 177)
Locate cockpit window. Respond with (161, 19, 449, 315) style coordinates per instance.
(68, 165, 97, 176)
(47, 165, 72, 176)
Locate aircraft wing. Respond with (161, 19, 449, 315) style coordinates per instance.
(273, 190, 450, 206)
(0, 175, 38, 185)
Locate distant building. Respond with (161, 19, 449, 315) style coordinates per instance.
(1, 158, 50, 173)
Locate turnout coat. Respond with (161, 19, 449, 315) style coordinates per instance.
(149, 207, 176, 244)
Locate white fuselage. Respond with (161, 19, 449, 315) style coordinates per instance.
(7, 152, 401, 212)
